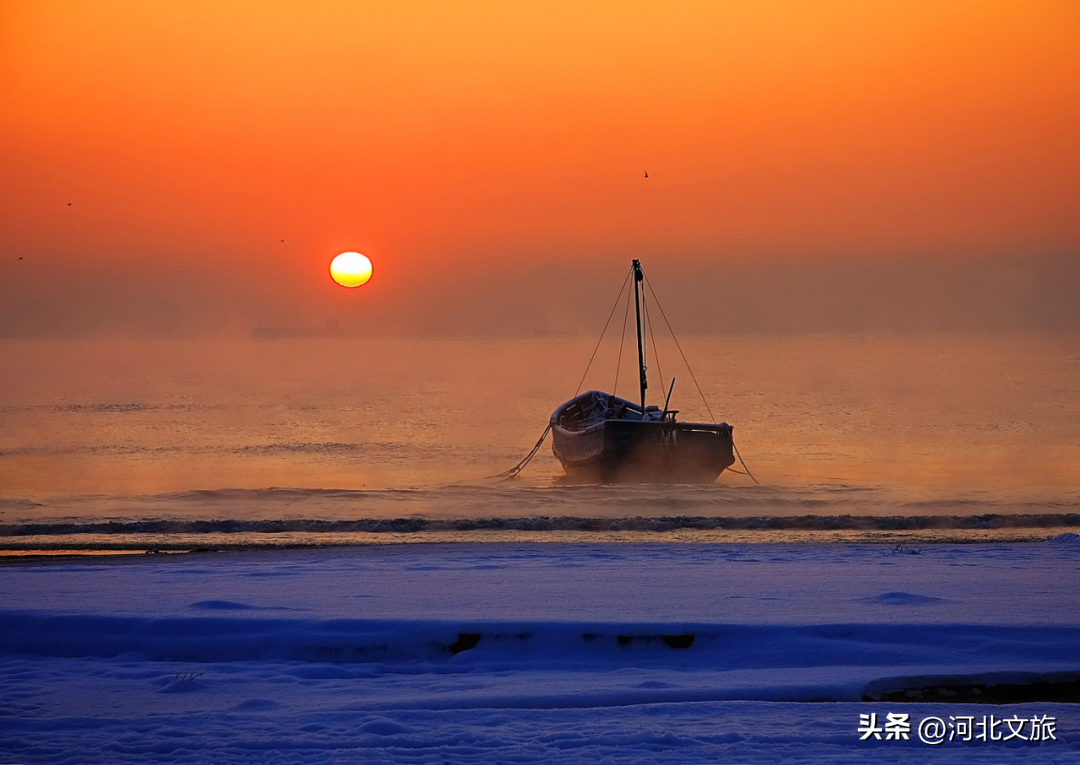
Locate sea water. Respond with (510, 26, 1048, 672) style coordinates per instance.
(1, 334, 1078, 550)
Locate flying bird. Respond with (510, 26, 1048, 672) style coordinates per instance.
(17, 257, 23, 261)
(644, 172, 648, 178)
(67, 202, 71, 206)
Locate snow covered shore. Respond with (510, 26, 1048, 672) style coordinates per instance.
(1, 542, 1078, 763)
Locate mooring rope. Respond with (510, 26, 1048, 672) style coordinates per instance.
(732, 440, 759, 485)
(490, 424, 552, 481)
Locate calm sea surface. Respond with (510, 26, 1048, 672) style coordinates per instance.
(2, 335, 1078, 550)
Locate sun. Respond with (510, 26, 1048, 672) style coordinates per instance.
(330, 252, 373, 288)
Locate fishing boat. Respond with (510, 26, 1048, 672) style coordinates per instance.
(549, 260, 737, 483)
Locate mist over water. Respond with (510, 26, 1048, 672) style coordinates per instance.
(1, 334, 1078, 547)
(4, 255, 1079, 339)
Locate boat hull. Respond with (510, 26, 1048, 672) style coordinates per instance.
(550, 393, 735, 483)
(597, 419, 735, 483)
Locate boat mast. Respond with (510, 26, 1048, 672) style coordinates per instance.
(632, 259, 647, 411)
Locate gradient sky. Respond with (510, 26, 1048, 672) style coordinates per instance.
(1, 1, 1078, 336)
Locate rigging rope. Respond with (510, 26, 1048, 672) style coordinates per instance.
(574, 268, 633, 397)
(643, 274, 760, 484)
(643, 290, 664, 404)
(613, 281, 633, 396)
(643, 274, 715, 422)
(494, 267, 631, 481)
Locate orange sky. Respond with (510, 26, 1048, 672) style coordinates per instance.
(1, 1, 1078, 335)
